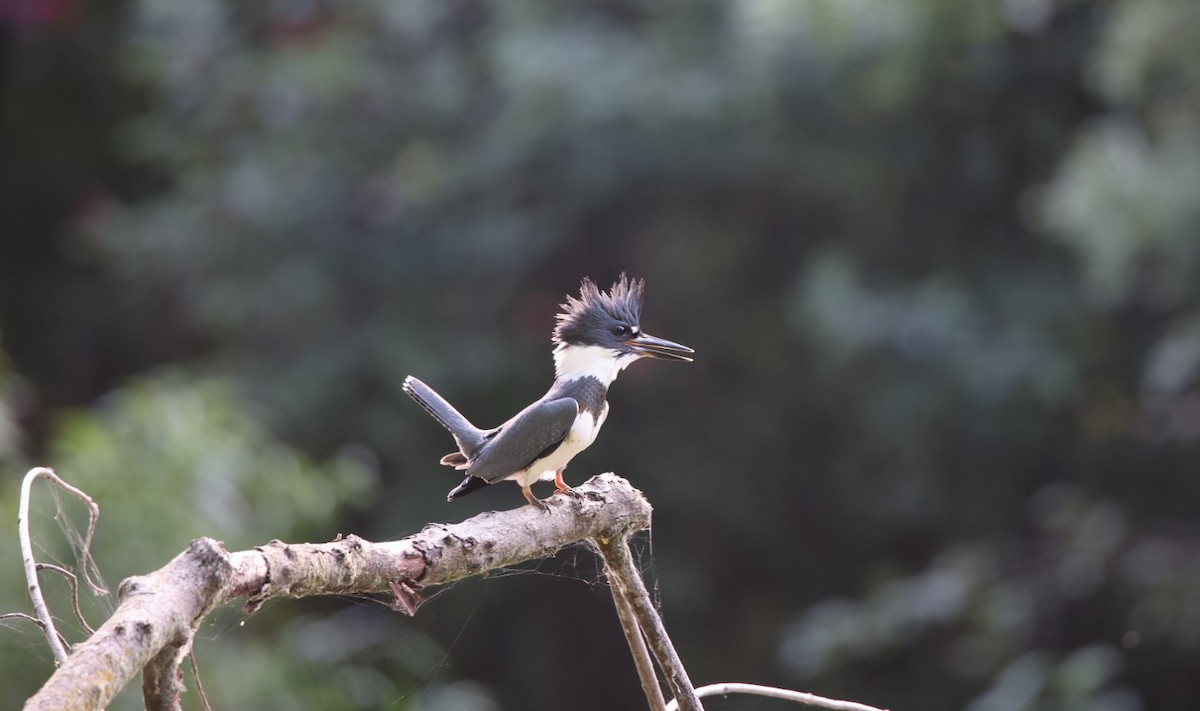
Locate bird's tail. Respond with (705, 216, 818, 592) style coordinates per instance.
(402, 376, 488, 459)
(447, 475, 490, 501)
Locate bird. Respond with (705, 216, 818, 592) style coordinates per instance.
(403, 274, 693, 511)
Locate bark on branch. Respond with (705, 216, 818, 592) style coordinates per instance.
(24, 473, 652, 711)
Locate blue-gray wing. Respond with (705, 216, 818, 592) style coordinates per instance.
(466, 397, 578, 483)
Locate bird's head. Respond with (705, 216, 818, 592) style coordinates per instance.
(552, 275, 693, 381)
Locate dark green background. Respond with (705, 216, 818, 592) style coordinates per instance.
(3, 0, 1200, 709)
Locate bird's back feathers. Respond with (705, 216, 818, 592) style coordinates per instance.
(459, 397, 578, 484)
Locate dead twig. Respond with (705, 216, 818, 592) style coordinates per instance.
(36, 563, 95, 635)
(668, 682, 890, 711)
(603, 554, 667, 711)
(188, 652, 213, 711)
(595, 535, 702, 711)
(0, 612, 72, 652)
(19, 467, 97, 666)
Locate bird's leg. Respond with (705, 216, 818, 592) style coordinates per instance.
(522, 484, 550, 513)
(554, 469, 582, 498)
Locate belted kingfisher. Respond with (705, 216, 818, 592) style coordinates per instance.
(403, 275, 693, 510)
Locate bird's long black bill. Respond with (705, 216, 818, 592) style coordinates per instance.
(626, 333, 694, 362)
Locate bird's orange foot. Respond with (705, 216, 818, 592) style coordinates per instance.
(555, 484, 583, 499)
(522, 484, 552, 514)
(553, 470, 583, 499)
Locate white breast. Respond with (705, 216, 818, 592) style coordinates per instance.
(512, 403, 609, 487)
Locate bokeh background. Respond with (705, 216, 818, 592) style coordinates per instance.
(3, 0, 1200, 709)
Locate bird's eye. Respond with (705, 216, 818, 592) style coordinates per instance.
(612, 325, 631, 338)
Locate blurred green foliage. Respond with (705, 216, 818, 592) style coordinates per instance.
(4, 0, 1200, 708)
(51, 373, 375, 565)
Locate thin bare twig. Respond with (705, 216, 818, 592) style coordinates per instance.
(36, 563, 95, 635)
(55, 480, 108, 599)
(596, 535, 702, 711)
(667, 683, 890, 711)
(188, 652, 213, 711)
(0, 611, 43, 626)
(20, 468, 75, 665)
(0, 612, 72, 652)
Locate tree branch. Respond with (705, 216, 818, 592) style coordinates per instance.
(21, 469, 889, 711)
(24, 473, 652, 711)
(595, 535, 702, 711)
(604, 561, 667, 711)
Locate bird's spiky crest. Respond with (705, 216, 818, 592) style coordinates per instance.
(553, 274, 645, 345)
